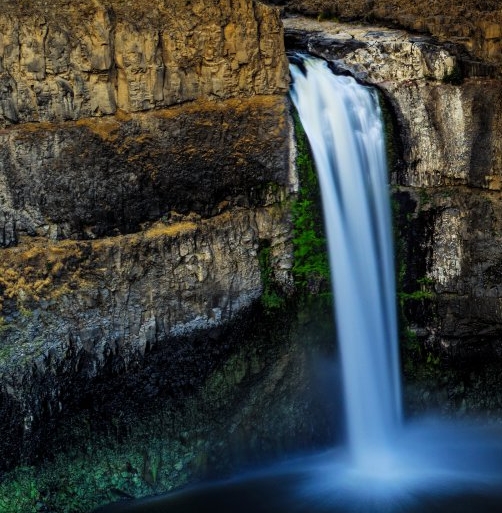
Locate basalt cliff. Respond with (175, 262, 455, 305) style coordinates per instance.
(277, 0, 502, 68)
(284, 14, 502, 413)
(0, 0, 295, 471)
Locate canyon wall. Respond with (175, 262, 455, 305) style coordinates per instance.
(0, 0, 290, 242)
(0, 0, 295, 471)
(0, 0, 288, 124)
(3, 0, 502, 486)
(276, 0, 502, 71)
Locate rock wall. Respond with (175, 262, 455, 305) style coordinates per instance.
(285, 18, 502, 364)
(0, 96, 292, 245)
(4, 0, 501, 480)
(0, 0, 295, 472)
(0, 0, 289, 124)
(0, 203, 294, 468)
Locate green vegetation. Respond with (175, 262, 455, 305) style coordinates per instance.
(398, 274, 441, 380)
(259, 244, 286, 311)
(257, 111, 330, 311)
(398, 276, 435, 304)
(291, 113, 330, 295)
(0, 435, 189, 513)
(377, 90, 400, 177)
(316, 10, 339, 22)
(418, 187, 431, 206)
(0, 316, 8, 334)
(393, 202, 439, 380)
(0, 300, 326, 513)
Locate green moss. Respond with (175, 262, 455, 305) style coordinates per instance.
(258, 244, 286, 311)
(398, 270, 437, 373)
(392, 193, 441, 381)
(0, 316, 8, 334)
(316, 10, 339, 22)
(0, 442, 174, 513)
(418, 188, 431, 206)
(0, 392, 221, 513)
(0, 301, 331, 513)
(291, 112, 330, 295)
(18, 304, 33, 319)
(398, 277, 435, 304)
(377, 89, 403, 178)
(0, 467, 41, 513)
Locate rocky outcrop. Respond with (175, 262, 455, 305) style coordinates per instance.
(0, 299, 336, 511)
(0, 203, 294, 467)
(0, 96, 293, 246)
(276, 0, 502, 71)
(285, 18, 465, 82)
(285, 18, 502, 187)
(0, 96, 296, 470)
(285, 18, 502, 363)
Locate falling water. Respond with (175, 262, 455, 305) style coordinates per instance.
(289, 56, 402, 470)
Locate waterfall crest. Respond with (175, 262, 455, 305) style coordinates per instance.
(290, 56, 402, 469)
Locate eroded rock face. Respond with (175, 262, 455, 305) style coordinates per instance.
(286, 19, 462, 82)
(0, 145, 296, 472)
(285, 18, 502, 363)
(0, 0, 295, 472)
(0, 204, 294, 467)
(285, 19, 502, 190)
(0, 96, 292, 246)
(0, 0, 289, 126)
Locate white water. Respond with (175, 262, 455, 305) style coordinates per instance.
(289, 56, 402, 470)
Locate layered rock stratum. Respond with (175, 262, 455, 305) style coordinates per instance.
(2, 0, 502, 477)
(0, 0, 294, 470)
(0, 0, 289, 124)
(276, 0, 502, 70)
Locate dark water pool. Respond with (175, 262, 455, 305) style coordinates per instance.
(95, 428, 502, 513)
(95, 470, 502, 513)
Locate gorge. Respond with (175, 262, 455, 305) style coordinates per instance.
(2, 1, 502, 511)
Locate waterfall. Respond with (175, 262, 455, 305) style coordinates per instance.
(289, 56, 402, 469)
(97, 53, 502, 513)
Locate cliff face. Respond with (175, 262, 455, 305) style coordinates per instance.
(0, 0, 291, 242)
(0, 0, 295, 470)
(3, 0, 502, 482)
(0, 96, 292, 244)
(0, 0, 288, 124)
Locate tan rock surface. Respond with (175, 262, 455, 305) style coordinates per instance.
(0, 0, 289, 126)
(0, 0, 295, 471)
